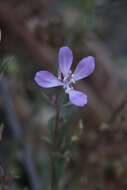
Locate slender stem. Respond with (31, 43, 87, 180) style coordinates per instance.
(50, 154, 58, 190)
(54, 104, 60, 147)
(50, 91, 67, 190)
(62, 102, 72, 108)
(50, 93, 60, 190)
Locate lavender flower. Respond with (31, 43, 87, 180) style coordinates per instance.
(34, 47, 95, 107)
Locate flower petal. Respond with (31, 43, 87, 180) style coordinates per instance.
(34, 71, 63, 88)
(68, 89, 87, 107)
(58, 46, 73, 76)
(73, 56, 95, 81)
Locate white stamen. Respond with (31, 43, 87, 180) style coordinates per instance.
(62, 70, 76, 93)
(58, 70, 62, 80)
(70, 78, 76, 84)
(63, 76, 67, 82)
(65, 88, 70, 94)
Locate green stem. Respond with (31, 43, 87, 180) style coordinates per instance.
(50, 91, 67, 190)
(50, 155, 57, 190)
(54, 104, 60, 147)
(51, 94, 60, 190)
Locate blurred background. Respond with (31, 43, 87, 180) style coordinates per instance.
(0, 0, 127, 189)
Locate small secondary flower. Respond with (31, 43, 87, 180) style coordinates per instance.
(34, 46, 95, 107)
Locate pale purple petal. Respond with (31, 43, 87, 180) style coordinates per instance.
(68, 89, 87, 107)
(73, 56, 95, 81)
(34, 71, 63, 88)
(58, 46, 73, 76)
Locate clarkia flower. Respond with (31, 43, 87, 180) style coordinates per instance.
(34, 46, 95, 107)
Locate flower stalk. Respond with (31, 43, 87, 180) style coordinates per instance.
(50, 93, 60, 190)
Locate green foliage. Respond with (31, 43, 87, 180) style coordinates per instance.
(48, 116, 56, 140)
(0, 124, 4, 141)
(0, 55, 19, 77)
(79, 0, 95, 15)
(61, 0, 95, 15)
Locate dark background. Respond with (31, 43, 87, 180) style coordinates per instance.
(0, 0, 127, 189)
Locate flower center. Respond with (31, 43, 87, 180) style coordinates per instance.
(63, 71, 75, 93)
